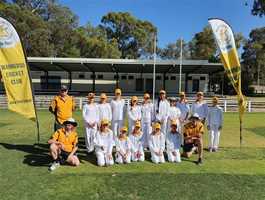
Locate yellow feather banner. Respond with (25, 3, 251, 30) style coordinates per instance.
(209, 18, 246, 145)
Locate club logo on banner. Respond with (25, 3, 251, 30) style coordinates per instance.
(0, 17, 36, 120)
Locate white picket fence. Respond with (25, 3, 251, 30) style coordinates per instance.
(0, 95, 264, 112)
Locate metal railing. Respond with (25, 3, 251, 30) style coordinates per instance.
(0, 95, 264, 112)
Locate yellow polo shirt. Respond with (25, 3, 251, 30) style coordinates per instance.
(51, 128, 78, 153)
(49, 95, 75, 124)
(183, 121, 204, 138)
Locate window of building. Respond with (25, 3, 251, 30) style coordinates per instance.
(128, 75, 134, 80)
(79, 74, 85, 79)
(114, 75, 119, 79)
(165, 76, 169, 80)
(90, 74, 96, 79)
(170, 76, 176, 80)
(98, 74, 103, 79)
(121, 75, 127, 80)
(200, 76, 206, 80)
(187, 76, 192, 80)
(156, 76, 161, 80)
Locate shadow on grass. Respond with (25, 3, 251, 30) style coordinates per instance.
(0, 122, 11, 128)
(0, 142, 99, 167)
(245, 127, 265, 137)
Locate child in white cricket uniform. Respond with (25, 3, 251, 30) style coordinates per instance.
(155, 90, 170, 135)
(98, 93, 112, 123)
(141, 93, 154, 148)
(115, 127, 132, 164)
(207, 96, 223, 152)
(149, 122, 165, 164)
(127, 96, 142, 134)
(129, 121, 145, 162)
(167, 97, 181, 132)
(176, 92, 190, 131)
(191, 91, 208, 124)
(94, 119, 114, 166)
(166, 120, 182, 163)
(111, 88, 125, 138)
(83, 93, 100, 153)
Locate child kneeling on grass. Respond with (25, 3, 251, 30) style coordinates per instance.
(48, 118, 80, 171)
(182, 113, 204, 165)
(94, 119, 114, 167)
(129, 121, 145, 162)
(149, 122, 165, 164)
(115, 126, 132, 164)
(166, 120, 182, 163)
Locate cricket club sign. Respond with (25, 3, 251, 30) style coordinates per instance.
(0, 17, 19, 49)
(208, 18, 236, 53)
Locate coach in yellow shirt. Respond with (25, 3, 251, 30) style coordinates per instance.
(49, 85, 76, 131)
(183, 113, 204, 165)
(48, 118, 80, 171)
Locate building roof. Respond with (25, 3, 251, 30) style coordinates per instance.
(27, 57, 223, 74)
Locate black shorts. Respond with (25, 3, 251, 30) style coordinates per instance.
(59, 151, 76, 164)
(183, 143, 195, 152)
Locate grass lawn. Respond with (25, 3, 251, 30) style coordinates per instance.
(0, 110, 265, 200)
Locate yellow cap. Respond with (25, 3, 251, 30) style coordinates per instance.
(171, 120, 178, 126)
(115, 88, 122, 95)
(179, 92, 185, 97)
(197, 91, 204, 96)
(87, 92, 95, 99)
(212, 96, 219, 103)
(135, 121, 141, 128)
(159, 90, 166, 94)
(101, 119, 109, 126)
(100, 93, 107, 99)
(154, 122, 161, 130)
(144, 93, 150, 99)
(120, 126, 128, 132)
(131, 96, 138, 102)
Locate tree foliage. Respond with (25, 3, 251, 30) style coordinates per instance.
(100, 12, 157, 59)
(251, 0, 265, 17)
(242, 27, 265, 85)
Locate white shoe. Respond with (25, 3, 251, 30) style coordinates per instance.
(49, 161, 60, 171)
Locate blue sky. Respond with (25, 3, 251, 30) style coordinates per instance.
(59, 0, 265, 47)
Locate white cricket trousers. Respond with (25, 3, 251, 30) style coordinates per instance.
(142, 122, 151, 148)
(96, 151, 114, 166)
(131, 150, 145, 162)
(112, 120, 123, 138)
(115, 152, 131, 164)
(85, 126, 97, 153)
(167, 150, 181, 163)
(150, 151, 165, 164)
(208, 124, 221, 149)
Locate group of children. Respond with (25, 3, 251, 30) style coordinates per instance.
(48, 86, 223, 170)
(82, 89, 223, 166)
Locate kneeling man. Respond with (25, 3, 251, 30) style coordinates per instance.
(183, 113, 204, 165)
(48, 118, 80, 171)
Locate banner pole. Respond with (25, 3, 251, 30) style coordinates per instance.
(152, 34, 157, 106)
(240, 119, 242, 148)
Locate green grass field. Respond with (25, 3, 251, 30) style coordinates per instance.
(0, 110, 265, 200)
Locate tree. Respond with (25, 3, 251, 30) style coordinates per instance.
(242, 27, 265, 87)
(44, 2, 80, 57)
(251, 0, 265, 17)
(159, 39, 190, 59)
(100, 12, 157, 59)
(76, 24, 121, 58)
(0, 3, 53, 56)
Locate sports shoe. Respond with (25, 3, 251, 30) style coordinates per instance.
(48, 161, 60, 171)
(196, 158, 203, 165)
